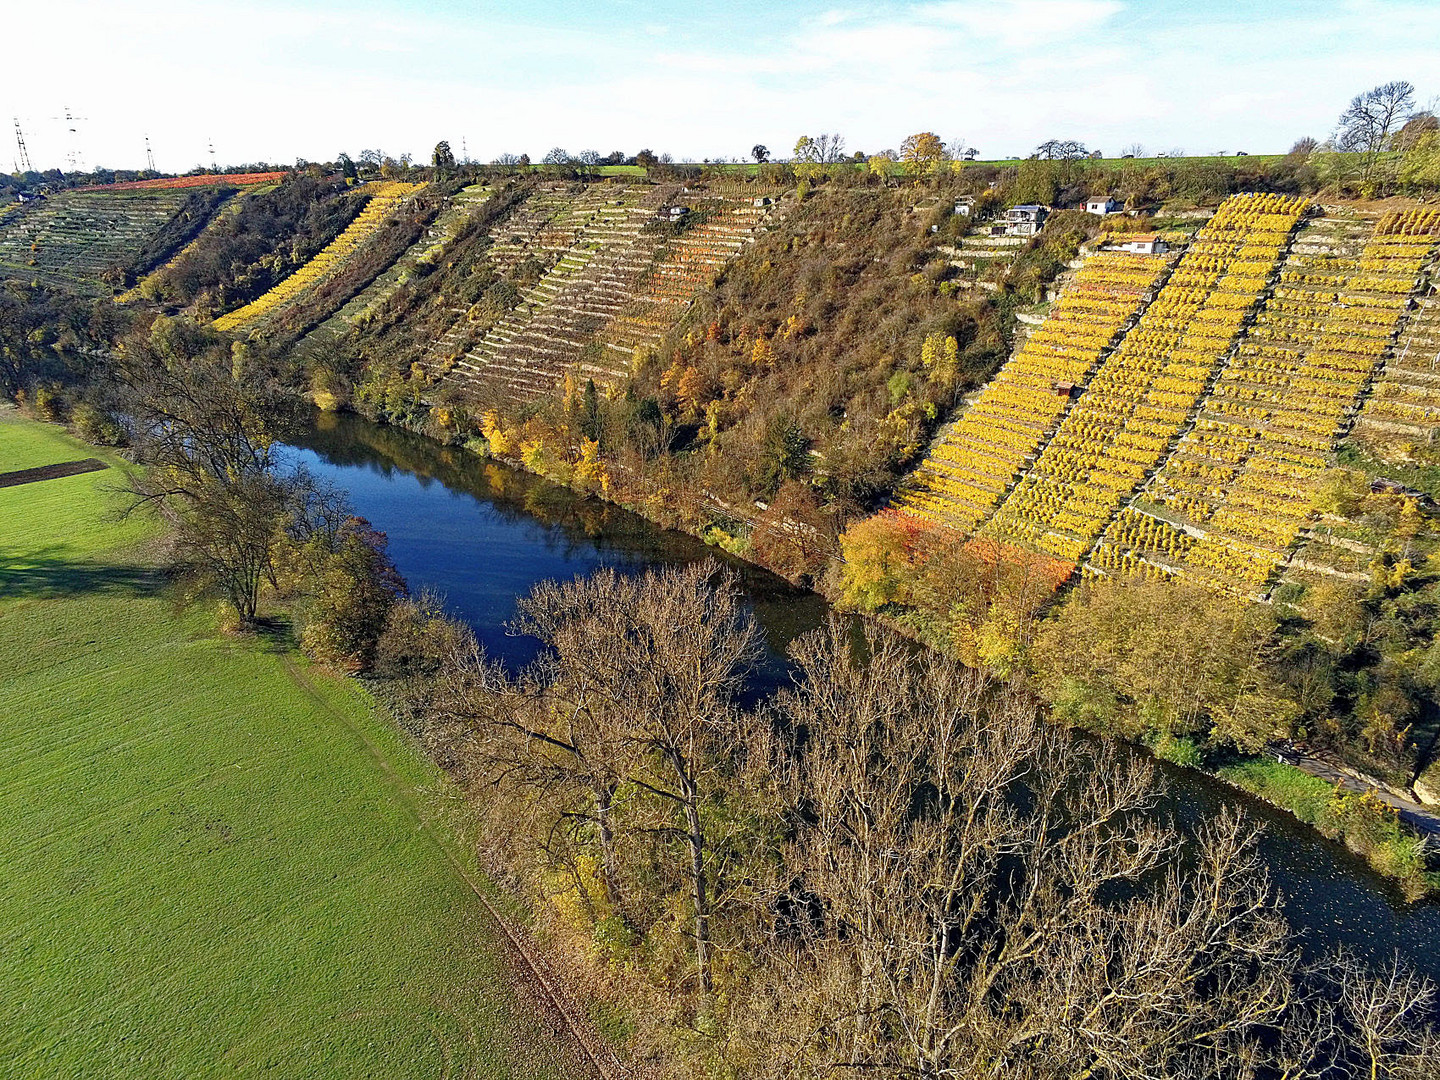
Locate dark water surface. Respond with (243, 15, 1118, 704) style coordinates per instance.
(281, 410, 1440, 980)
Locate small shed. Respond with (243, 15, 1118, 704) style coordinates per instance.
(1051, 380, 1078, 398)
(954, 196, 975, 217)
(752, 196, 773, 208)
(1086, 195, 1119, 216)
(1116, 233, 1168, 255)
(665, 205, 690, 221)
(1004, 204, 1049, 236)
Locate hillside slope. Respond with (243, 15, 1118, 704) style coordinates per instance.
(873, 197, 1440, 601)
(0, 190, 193, 294)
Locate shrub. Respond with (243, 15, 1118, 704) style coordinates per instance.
(300, 519, 406, 671)
(1151, 732, 1204, 768)
(32, 384, 64, 422)
(71, 401, 125, 446)
(1219, 758, 1435, 898)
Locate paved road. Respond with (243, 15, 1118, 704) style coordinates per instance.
(1274, 746, 1440, 837)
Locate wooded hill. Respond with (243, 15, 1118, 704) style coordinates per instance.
(7, 152, 1440, 825)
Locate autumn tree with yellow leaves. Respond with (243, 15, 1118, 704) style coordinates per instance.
(900, 131, 947, 176)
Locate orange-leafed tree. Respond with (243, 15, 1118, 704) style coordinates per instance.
(835, 511, 929, 610)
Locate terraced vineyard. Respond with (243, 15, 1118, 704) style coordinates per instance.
(295, 183, 493, 361)
(882, 195, 1440, 602)
(893, 249, 1172, 532)
(980, 193, 1309, 564)
(601, 198, 775, 357)
(213, 181, 422, 333)
(0, 190, 192, 294)
(437, 183, 781, 405)
(1096, 207, 1440, 594)
(1352, 241, 1440, 458)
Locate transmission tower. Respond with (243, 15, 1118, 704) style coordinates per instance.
(461, 136, 468, 165)
(145, 135, 156, 172)
(208, 137, 218, 172)
(48, 107, 88, 171)
(63, 107, 84, 171)
(12, 118, 32, 173)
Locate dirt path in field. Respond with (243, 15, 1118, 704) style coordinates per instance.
(279, 655, 622, 1080)
(0, 458, 108, 488)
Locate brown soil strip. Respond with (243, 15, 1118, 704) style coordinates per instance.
(0, 458, 109, 488)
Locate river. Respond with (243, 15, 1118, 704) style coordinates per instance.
(281, 409, 1440, 981)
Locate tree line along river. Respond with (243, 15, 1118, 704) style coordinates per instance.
(280, 409, 1440, 982)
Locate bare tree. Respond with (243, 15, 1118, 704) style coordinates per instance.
(462, 563, 763, 999)
(768, 621, 1177, 1074)
(1035, 138, 1088, 160)
(113, 318, 313, 625)
(815, 133, 847, 164)
(744, 619, 1440, 1079)
(114, 321, 286, 489)
(1326, 954, 1440, 1079)
(390, 565, 1440, 1076)
(1336, 80, 1416, 181)
(448, 639, 633, 920)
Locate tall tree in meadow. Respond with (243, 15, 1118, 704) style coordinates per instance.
(114, 318, 309, 625)
(1336, 80, 1417, 184)
(900, 131, 946, 177)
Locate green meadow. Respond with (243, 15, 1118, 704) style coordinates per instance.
(0, 413, 576, 1079)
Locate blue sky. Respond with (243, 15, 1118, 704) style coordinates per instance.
(7, 0, 1439, 171)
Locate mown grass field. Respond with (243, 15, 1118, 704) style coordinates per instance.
(0, 412, 579, 1079)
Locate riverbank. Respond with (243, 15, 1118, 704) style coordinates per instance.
(0, 411, 593, 1078)
(354, 405, 1440, 900)
(1218, 758, 1439, 901)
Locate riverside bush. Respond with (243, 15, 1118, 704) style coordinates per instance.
(1219, 758, 1436, 899)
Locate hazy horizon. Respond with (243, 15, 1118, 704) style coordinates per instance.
(8, 0, 1440, 172)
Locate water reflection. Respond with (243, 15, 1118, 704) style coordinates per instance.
(281, 409, 1440, 980)
(281, 410, 829, 689)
